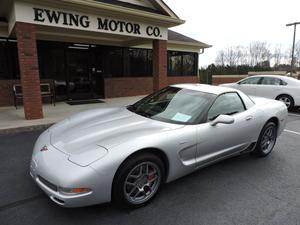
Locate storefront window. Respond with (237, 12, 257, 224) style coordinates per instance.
(108, 48, 123, 77)
(127, 48, 152, 77)
(168, 51, 182, 76)
(0, 38, 199, 81)
(183, 53, 197, 76)
(0, 38, 20, 80)
(168, 51, 198, 76)
(38, 41, 67, 97)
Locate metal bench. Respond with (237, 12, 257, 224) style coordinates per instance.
(13, 83, 56, 109)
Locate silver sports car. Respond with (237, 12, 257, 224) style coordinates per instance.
(30, 84, 288, 208)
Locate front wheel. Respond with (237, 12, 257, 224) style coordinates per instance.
(252, 122, 277, 157)
(112, 153, 165, 208)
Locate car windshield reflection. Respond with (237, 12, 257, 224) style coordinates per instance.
(127, 87, 216, 125)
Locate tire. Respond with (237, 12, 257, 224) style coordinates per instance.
(276, 94, 294, 111)
(252, 122, 277, 157)
(112, 153, 165, 208)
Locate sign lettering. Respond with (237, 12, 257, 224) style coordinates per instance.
(31, 7, 164, 39)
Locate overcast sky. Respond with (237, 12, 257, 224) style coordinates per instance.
(164, 0, 300, 67)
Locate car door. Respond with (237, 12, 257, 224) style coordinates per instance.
(255, 77, 283, 99)
(195, 92, 257, 168)
(236, 77, 262, 96)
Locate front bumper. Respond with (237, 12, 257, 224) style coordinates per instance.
(30, 130, 112, 207)
(30, 167, 94, 207)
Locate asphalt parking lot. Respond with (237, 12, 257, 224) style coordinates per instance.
(1, 110, 300, 225)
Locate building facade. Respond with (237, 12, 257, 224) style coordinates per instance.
(0, 0, 210, 119)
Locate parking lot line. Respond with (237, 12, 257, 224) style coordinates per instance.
(284, 129, 300, 135)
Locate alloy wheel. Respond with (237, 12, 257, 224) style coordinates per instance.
(260, 126, 276, 154)
(279, 96, 291, 108)
(123, 162, 161, 205)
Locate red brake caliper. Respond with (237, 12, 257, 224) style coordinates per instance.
(148, 170, 155, 182)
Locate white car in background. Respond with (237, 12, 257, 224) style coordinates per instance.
(220, 75, 300, 110)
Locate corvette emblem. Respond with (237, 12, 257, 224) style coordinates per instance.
(40, 145, 48, 152)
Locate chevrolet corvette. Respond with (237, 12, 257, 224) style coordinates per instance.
(30, 84, 288, 208)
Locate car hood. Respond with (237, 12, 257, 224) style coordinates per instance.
(49, 107, 182, 156)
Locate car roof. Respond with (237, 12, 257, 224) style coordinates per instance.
(246, 75, 300, 84)
(171, 83, 237, 95)
(250, 74, 284, 78)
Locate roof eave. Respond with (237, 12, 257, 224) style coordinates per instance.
(59, 0, 185, 27)
(168, 40, 212, 49)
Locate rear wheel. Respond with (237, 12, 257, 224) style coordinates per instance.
(112, 153, 165, 208)
(276, 94, 294, 111)
(252, 122, 277, 157)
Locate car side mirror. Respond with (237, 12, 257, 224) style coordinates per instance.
(210, 115, 235, 126)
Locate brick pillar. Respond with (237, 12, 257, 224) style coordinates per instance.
(153, 39, 168, 91)
(15, 22, 43, 120)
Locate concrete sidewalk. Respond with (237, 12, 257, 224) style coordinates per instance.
(0, 96, 144, 133)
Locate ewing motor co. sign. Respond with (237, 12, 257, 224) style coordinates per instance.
(13, 2, 168, 40)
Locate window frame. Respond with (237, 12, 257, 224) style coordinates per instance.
(238, 77, 263, 85)
(206, 91, 247, 122)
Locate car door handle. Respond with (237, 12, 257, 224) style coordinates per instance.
(246, 116, 253, 121)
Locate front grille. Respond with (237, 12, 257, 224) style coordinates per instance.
(38, 176, 58, 192)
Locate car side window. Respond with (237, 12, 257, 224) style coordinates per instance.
(207, 92, 245, 121)
(280, 80, 288, 86)
(239, 77, 261, 85)
(261, 77, 281, 86)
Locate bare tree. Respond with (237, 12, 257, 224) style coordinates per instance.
(295, 40, 300, 67)
(283, 47, 292, 65)
(216, 46, 250, 66)
(215, 41, 295, 69)
(248, 41, 271, 66)
(224, 47, 237, 66)
(215, 50, 225, 66)
(249, 42, 260, 66)
(273, 44, 283, 68)
(238, 46, 249, 65)
(225, 46, 244, 66)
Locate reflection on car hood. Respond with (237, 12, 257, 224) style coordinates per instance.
(49, 107, 182, 154)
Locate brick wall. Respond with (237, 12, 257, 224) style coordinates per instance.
(104, 77, 153, 98)
(212, 75, 248, 85)
(153, 40, 168, 91)
(104, 76, 199, 98)
(168, 76, 199, 85)
(16, 22, 43, 119)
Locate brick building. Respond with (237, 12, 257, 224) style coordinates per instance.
(0, 0, 210, 119)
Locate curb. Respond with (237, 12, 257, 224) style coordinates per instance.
(0, 123, 53, 135)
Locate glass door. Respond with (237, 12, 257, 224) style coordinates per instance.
(67, 49, 92, 100)
(91, 47, 105, 99)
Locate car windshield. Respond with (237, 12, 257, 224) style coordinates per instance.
(127, 87, 216, 125)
